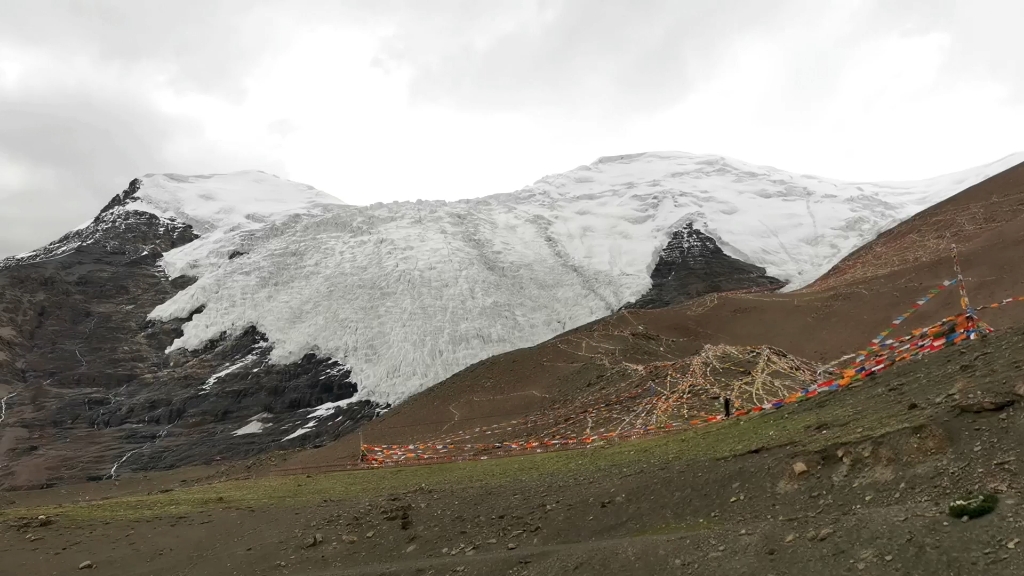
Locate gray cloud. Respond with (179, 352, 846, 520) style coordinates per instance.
(0, 189, 100, 258)
(372, 0, 795, 114)
(0, 0, 291, 102)
(368, 0, 1024, 116)
(0, 73, 197, 255)
(0, 1, 299, 256)
(895, 0, 1024, 96)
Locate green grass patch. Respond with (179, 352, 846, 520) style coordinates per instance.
(633, 519, 718, 537)
(948, 494, 998, 519)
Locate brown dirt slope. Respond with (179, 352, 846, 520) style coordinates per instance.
(287, 160, 1024, 466)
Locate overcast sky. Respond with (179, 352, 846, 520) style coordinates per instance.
(2, 0, 1023, 256)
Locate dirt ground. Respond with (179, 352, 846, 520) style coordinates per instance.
(3, 318, 1023, 575)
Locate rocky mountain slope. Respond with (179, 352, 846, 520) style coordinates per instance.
(1, 153, 1022, 488)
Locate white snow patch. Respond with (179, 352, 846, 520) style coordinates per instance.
(136, 154, 1024, 406)
(282, 425, 312, 441)
(232, 420, 267, 436)
(308, 395, 362, 419)
(231, 412, 272, 436)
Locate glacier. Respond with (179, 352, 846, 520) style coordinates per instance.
(115, 153, 1023, 406)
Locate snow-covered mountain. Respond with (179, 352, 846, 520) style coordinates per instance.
(10, 153, 1022, 411)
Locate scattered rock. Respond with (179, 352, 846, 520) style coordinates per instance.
(793, 462, 809, 476)
(1007, 539, 1020, 550)
(885, 555, 893, 562)
(785, 534, 797, 544)
(406, 544, 417, 553)
(956, 396, 1015, 413)
(1014, 383, 1024, 398)
(342, 535, 358, 544)
(277, 561, 287, 567)
(306, 533, 324, 548)
(78, 561, 93, 570)
(365, 530, 375, 539)
(907, 402, 918, 410)
(508, 543, 518, 550)
(816, 528, 834, 541)
(805, 530, 817, 541)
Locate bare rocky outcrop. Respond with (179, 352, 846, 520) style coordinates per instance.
(622, 223, 785, 310)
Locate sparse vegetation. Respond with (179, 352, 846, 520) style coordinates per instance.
(948, 493, 998, 520)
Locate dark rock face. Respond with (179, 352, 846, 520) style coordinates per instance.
(623, 224, 785, 310)
(0, 181, 380, 489)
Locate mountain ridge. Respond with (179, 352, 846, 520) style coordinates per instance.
(138, 153, 1024, 405)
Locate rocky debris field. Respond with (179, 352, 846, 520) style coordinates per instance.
(2, 320, 1023, 575)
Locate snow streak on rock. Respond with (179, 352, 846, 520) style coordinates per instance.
(105, 422, 173, 480)
(199, 341, 270, 394)
(0, 391, 15, 426)
(60, 154, 1023, 406)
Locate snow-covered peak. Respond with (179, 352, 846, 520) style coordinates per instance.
(133, 171, 345, 235)
(104, 152, 1024, 408)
